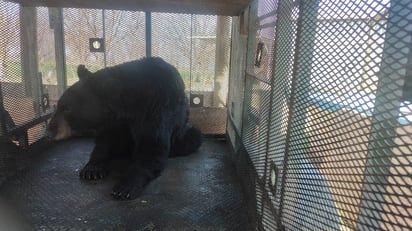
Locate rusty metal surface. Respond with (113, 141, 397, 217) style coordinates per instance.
(0, 138, 250, 230)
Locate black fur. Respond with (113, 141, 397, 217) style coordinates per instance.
(47, 57, 202, 200)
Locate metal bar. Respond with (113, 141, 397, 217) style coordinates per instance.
(245, 72, 272, 85)
(256, 22, 277, 30)
(20, 6, 40, 109)
(259, 0, 293, 227)
(49, 7, 67, 96)
(226, 13, 248, 137)
(102, 9, 107, 67)
(357, 1, 412, 229)
(0, 82, 7, 138)
(202, 134, 226, 139)
(213, 16, 231, 107)
(229, 122, 265, 230)
(145, 11, 152, 57)
(241, 0, 263, 224)
(239, 6, 251, 143)
(7, 112, 52, 136)
(189, 14, 193, 95)
(276, 0, 321, 228)
(257, 10, 277, 22)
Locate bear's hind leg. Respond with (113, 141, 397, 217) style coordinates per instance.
(111, 133, 170, 200)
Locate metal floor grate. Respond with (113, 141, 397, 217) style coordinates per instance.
(0, 138, 250, 230)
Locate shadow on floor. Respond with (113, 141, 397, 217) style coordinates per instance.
(0, 138, 250, 230)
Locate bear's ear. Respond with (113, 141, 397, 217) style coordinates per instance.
(77, 65, 92, 81)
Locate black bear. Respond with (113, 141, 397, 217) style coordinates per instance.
(46, 57, 202, 200)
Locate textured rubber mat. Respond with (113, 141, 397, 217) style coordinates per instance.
(0, 138, 250, 230)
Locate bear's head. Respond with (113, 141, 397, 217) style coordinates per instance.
(46, 65, 108, 141)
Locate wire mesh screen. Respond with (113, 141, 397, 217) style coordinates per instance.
(61, 10, 230, 136)
(63, 8, 146, 77)
(0, 0, 23, 176)
(104, 10, 146, 66)
(0, 1, 24, 128)
(61, 7, 147, 121)
(263, 0, 298, 229)
(38, 8, 57, 89)
(0, 2, 53, 145)
(0, 7, 231, 146)
(235, 0, 412, 230)
(152, 13, 191, 88)
(152, 13, 231, 135)
(63, 8, 105, 86)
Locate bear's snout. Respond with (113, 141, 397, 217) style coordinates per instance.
(46, 114, 73, 141)
(45, 121, 57, 140)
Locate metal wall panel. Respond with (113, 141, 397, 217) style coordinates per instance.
(234, 0, 412, 230)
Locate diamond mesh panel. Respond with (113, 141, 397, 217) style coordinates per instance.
(242, 76, 271, 178)
(265, 0, 298, 226)
(280, 0, 383, 230)
(242, 1, 281, 228)
(236, 0, 412, 230)
(357, 1, 412, 230)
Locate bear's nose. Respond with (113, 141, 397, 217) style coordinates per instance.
(45, 123, 57, 140)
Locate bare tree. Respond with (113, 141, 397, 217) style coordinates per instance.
(105, 10, 145, 65)
(37, 8, 55, 64)
(63, 9, 145, 67)
(151, 14, 217, 71)
(63, 8, 103, 65)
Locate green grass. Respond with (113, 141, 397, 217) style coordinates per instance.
(1, 61, 22, 83)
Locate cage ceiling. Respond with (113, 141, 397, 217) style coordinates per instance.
(8, 0, 250, 15)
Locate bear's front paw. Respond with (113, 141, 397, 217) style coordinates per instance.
(111, 177, 145, 200)
(80, 164, 108, 180)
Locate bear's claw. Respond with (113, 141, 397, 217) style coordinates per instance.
(111, 177, 144, 200)
(80, 164, 108, 180)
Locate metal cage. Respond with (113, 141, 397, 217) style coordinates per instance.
(0, 0, 411, 230)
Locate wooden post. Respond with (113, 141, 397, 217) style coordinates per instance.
(213, 16, 231, 107)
